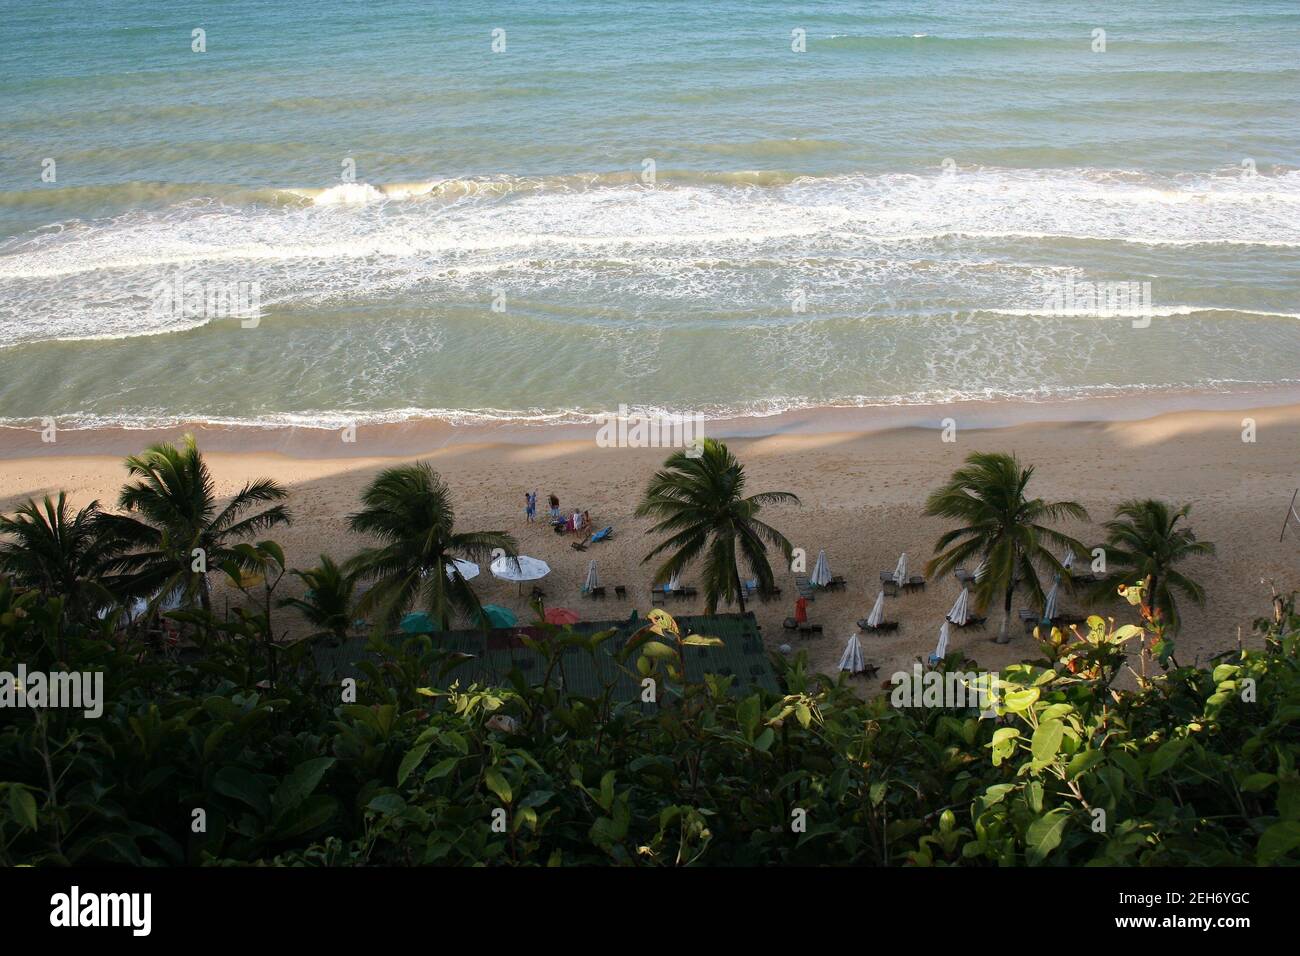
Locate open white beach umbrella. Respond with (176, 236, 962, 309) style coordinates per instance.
(491, 554, 551, 582)
(838, 632, 866, 674)
(866, 590, 886, 628)
(933, 620, 951, 661)
(446, 559, 479, 581)
(667, 569, 681, 592)
(947, 587, 971, 626)
(1042, 581, 1060, 622)
(892, 553, 908, 586)
(583, 559, 599, 592)
(810, 549, 832, 587)
(973, 558, 988, 582)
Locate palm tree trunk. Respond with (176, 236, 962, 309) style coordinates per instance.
(995, 584, 1014, 644)
(734, 563, 747, 615)
(199, 573, 212, 613)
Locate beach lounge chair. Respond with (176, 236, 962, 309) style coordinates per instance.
(570, 535, 590, 551)
(591, 526, 613, 543)
(798, 623, 824, 639)
(858, 618, 899, 633)
(587, 585, 606, 599)
(614, 585, 627, 600)
(783, 617, 798, 631)
(903, 575, 926, 593)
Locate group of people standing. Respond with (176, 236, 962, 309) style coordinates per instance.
(524, 491, 588, 532)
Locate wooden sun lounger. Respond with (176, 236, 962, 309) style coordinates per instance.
(858, 619, 899, 633)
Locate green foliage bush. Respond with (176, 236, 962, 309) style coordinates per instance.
(1, 575, 1297, 866)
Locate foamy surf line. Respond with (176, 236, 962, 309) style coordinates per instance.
(6, 383, 1300, 459)
(3, 165, 1299, 347)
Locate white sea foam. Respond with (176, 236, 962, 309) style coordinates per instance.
(1, 167, 1298, 347)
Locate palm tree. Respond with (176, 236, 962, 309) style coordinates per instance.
(279, 555, 357, 646)
(1089, 499, 1214, 634)
(924, 452, 1088, 644)
(636, 439, 799, 615)
(345, 462, 517, 632)
(0, 494, 126, 624)
(99, 434, 291, 613)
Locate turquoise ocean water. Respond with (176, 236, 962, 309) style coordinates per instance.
(1, 0, 1298, 428)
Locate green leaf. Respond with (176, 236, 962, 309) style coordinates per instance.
(484, 768, 512, 805)
(1030, 719, 1064, 767)
(1149, 737, 1190, 776)
(1257, 821, 1300, 865)
(273, 757, 336, 816)
(795, 703, 812, 729)
(213, 767, 271, 818)
(1025, 809, 1069, 865)
(8, 786, 37, 830)
(425, 756, 459, 780)
(1240, 772, 1276, 793)
(275, 795, 338, 839)
(641, 641, 679, 660)
(1066, 749, 1105, 780)
(1003, 688, 1040, 712)
(366, 794, 406, 816)
(397, 743, 431, 787)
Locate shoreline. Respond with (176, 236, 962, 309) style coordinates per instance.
(1, 398, 1296, 686)
(4, 384, 1300, 459)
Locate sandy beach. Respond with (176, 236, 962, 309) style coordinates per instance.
(1, 401, 1296, 684)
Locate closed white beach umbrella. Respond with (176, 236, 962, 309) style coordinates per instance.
(1061, 548, 1075, 571)
(490, 554, 551, 582)
(1042, 581, 1060, 622)
(933, 620, 951, 661)
(583, 559, 599, 592)
(838, 632, 866, 674)
(667, 569, 681, 592)
(810, 549, 832, 587)
(892, 553, 908, 586)
(973, 558, 988, 582)
(947, 586, 971, 626)
(866, 590, 886, 627)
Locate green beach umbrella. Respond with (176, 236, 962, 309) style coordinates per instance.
(475, 604, 518, 629)
(400, 611, 436, 634)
